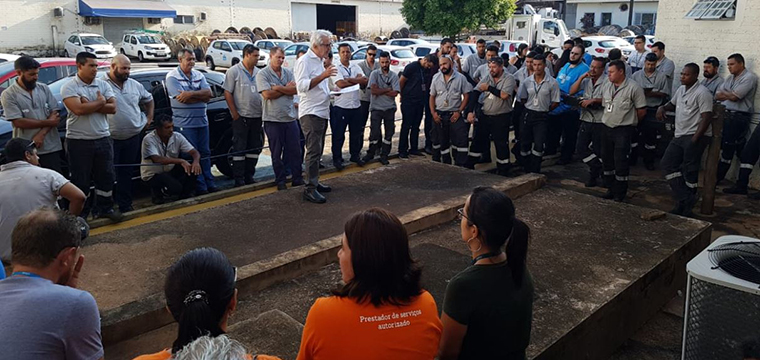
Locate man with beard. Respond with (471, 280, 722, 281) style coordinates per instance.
(547, 45, 589, 164)
(701, 56, 724, 97)
(570, 56, 607, 187)
(429, 55, 472, 166)
(356, 45, 380, 164)
(462, 39, 487, 85)
(516, 54, 560, 174)
(364, 51, 399, 165)
(1, 56, 64, 174)
(105, 54, 154, 213)
(630, 53, 670, 170)
(651, 42, 676, 90)
(399, 54, 435, 158)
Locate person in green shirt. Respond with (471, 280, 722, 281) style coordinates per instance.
(439, 186, 534, 360)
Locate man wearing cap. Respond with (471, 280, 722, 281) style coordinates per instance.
(429, 55, 472, 166)
(630, 52, 671, 170)
(516, 54, 560, 173)
(701, 56, 724, 97)
(657, 63, 714, 216)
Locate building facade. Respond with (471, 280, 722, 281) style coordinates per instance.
(0, 0, 405, 54)
(566, 0, 658, 30)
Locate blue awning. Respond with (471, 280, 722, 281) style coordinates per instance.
(78, 0, 176, 18)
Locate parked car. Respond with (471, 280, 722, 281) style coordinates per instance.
(349, 45, 416, 76)
(282, 42, 339, 70)
(496, 40, 529, 57)
(0, 118, 11, 162)
(455, 43, 477, 58)
(0, 58, 108, 97)
(409, 44, 439, 58)
(205, 39, 253, 70)
(119, 32, 171, 62)
(253, 39, 294, 67)
(622, 35, 656, 50)
(581, 36, 636, 58)
(64, 33, 117, 59)
(387, 38, 429, 47)
(0, 54, 19, 64)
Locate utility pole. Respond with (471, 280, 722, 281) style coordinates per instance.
(628, 0, 635, 26)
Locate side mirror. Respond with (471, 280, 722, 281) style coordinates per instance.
(74, 42, 80, 46)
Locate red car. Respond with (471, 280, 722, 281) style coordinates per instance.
(0, 57, 109, 95)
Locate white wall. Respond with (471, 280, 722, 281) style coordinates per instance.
(573, 2, 658, 29)
(292, 3, 317, 33)
(657, 0, 760, 186)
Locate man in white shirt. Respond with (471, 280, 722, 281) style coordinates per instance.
(294, 29, 340, 204)
(330, 43, 364, 170)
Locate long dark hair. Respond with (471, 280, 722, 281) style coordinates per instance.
(332, 208, 423, 307)
(164, 247, 236, 353)
(466, 187, 530, 287)
(554, 48, 571, 75)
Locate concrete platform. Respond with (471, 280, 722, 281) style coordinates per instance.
(105, 186, 711, 360)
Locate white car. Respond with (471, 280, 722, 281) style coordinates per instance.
(581, 36, 636, 58)
(253, 39, 294, 67)
(349, 45, 416, 75)
(205, 39, 253, 70)
(119, 32, 171, 62)
(64, 33, 117, 59)
(622, 35, 656, 50)
(386, 38, 429, 47)
(497, 40, 529, 57)
(282, 42, 339, 71)
(409, 44, 439, 59)
(0, 54, 19, 64)
(455, 43, 477, 59)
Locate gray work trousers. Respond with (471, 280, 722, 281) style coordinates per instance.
(300, 114, 328, 190)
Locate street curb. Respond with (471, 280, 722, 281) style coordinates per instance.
(100, 173, 546, 346)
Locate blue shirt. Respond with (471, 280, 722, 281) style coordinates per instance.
(552, 62, 589, 114)
(583, 53, 593, 66)
(165, 67, 211, 128)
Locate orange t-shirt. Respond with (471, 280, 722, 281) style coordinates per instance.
(296, 291, 443, 360)
(133, 349, 280, 360)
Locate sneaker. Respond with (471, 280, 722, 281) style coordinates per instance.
(96, 209, 124, 223)
(723, 186, 748, 195)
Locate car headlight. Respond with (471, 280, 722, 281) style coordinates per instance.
(85, 47, 95, 53)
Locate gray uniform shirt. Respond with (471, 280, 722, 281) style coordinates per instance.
(358, 59, 381, 102)
(600, 78, 647, 128)
(256, 66, 297, 123)
(480, 72, 516, 115)
(0, 81, 61, 154)
(670, 83, 714, 137)
(140, 130, 195, 181)
(368, 69, 400, 111)
(630, 70, 671, 108)
(579, 76, 607, 123)
(105, 76, 153, 140)
(517, 74, 561, 112)
(656, 56, 676, 89)
(627, 50, 650, 71)
(463, 53, 487, 79)
(718, 69, 758, 113)
(700, 76, 724, 97)
(0, 161, 68, 261)
(223, 63, 263, 118)
(61, 75, 115, 140)
(430, 71, 473, 112)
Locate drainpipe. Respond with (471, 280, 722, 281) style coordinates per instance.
(51, 25, 58, 56)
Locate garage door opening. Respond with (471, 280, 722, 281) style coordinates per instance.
(316, 4, 356, 38)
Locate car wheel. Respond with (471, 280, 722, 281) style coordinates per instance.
(206, 57, 215, 70)
(64, 50, 70, 58)
(138, 51, 145, 62)
(120, 48, 126, 55)
(231, 58, 240, 66)
(213, 129, 234, 178)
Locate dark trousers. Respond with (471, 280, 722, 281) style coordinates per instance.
(300, 114, 327, 190)
(576, 121, 604, 180)
(66, 137, 115, 217)
(630, 108, 659, 166)
(38, 151, 63, 175)
(177, 126, 215, 192)
(468, 112, 512, 170)
(662, 135, 710, 203)
(265, 121, 303, 185)
(147, 164, 196, 199)
(400, 100, 424, 155)
(520, 110, 549, 173)
(718, 111, 752, 182)
(232, 116, 263, 183)
(367, 109, 396, 158)
(424, 96, 433, 150)
(512, 102, 525, 160)
(733, 125, 760, 189)
(330, 106, 362, 163)
(112, 134, 141, 212)
(546, 113, 562, 156)
(431, 111, 470, 166)
(602, 125, 635, 199)
(555, 111, 581, 162)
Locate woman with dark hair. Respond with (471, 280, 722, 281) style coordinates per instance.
(438, 187, 534, 360)
(133, 247, 280, 360)
(296, 208, 442, 360)
(554, 48, 571, 75)
(512, 43, 530, 69)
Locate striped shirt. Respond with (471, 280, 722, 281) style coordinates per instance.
(165, 67, 211, 128)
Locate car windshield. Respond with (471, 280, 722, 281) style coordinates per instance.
(274, 41, 292, 47)
(137, 36, 161, 44)
(391, 49, 416, 59)
(600, 39, 631, 48)
(229, 42, 249, 50)
(82, 36, 109, 45)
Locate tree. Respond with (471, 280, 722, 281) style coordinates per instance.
(401, 0, 517, 38)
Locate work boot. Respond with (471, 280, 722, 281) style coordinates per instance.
(723, 185, 748, 195)
(585, 175, 599, 188)
(303, 189, 326, 204)
(317, 183, 332, 193)
(669, 202, 684, 215)
(379, 156, 390, 165)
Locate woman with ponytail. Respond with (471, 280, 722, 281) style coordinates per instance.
(133, 247, 281, 360)
(438, 187, 534, 360)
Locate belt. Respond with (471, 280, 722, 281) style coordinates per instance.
(526, 109, 549, 115)
(437, 110, 456, 115)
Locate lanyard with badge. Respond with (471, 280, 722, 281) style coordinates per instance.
(607, 84, 624, 113)
(443, 75, 457, 107)
(244, 67, 257, 93)
(341, 64, 352, 78)
(419, 65, 426, 92)
(532, 79, 545, 107)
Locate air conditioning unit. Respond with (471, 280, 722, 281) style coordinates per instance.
(682, 235, 760, 360)
(147, 18, 161, 24)
(199, 12, 207, 22)
(84, 16, 101, 25)
(53, 7, 63, 18)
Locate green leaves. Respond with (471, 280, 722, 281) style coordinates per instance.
(401, 0, 517, 38)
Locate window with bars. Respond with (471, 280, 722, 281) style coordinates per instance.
(685, 0, 736, 20)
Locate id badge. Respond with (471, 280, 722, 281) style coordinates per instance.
(421, 84, 427, 92)
(251, 85, 257, 93)
(444, 100, 449, 107)
(532, 97, 539, 107)
(606, 103, 614, 113)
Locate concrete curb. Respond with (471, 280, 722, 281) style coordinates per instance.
(100, 173, 546, 346)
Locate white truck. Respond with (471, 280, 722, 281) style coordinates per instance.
(505, 5, 570, 49)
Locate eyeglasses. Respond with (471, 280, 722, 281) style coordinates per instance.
(457, 208, 469, 221)
(319, 42, 332, 48)
(367, 52, 377, 57)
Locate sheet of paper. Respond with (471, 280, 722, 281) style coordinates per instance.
(330, 84, 361, 95)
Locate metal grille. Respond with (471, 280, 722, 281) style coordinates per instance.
(683, 276, 760, 359)
(708, 241, 760, 286)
